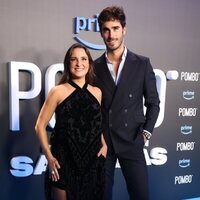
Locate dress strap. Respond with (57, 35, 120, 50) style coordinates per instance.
(68, 79, 88, 90)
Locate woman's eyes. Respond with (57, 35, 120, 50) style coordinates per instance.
(70, 57, 88, 62)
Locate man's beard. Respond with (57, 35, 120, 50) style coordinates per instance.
(106, 38, 124, 51)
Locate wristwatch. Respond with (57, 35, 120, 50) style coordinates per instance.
(142, 131, 151, 140)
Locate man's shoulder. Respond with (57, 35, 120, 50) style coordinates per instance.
(94, 53, 105, 64)
(127, 49, 149, 62)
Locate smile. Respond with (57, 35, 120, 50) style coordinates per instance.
(74, 68, 84, 71)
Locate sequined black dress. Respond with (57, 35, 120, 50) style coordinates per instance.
(45, 80, 105, 200)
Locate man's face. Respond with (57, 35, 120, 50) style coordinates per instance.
(100, 19, 126, 51)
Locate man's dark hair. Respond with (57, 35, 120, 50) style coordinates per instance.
(98, 6, 126, 31)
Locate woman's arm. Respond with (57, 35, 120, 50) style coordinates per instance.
(35, 87, 60, 181)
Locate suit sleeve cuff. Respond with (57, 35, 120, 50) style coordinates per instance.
(142, 130, 152, 140)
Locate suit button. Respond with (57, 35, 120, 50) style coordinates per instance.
(124, 109, 128, 113)
(129, 94, 133, 98)
(125, 123, 128, 127)
(109, 123, 112, 127)
(109, 109, 112, 114)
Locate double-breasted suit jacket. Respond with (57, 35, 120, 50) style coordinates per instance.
(94, 49, 160, 159)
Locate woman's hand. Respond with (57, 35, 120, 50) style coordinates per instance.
(98, 133, 107, 158)
(47, 155, 60, 182)
(97, 143, 107, 158)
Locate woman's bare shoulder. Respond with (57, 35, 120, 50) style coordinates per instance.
(47, 83, 73, 104)
(87, 85, 102, 103)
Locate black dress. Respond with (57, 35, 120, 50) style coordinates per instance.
(45, 80, 105, 200)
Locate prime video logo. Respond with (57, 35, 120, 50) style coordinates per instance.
(74, 14, 106, 50)
(179, 159, 191, 168)
(183, 90, 195, 100)
(181, 125, 192, 135)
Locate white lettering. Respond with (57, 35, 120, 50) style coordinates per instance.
(176, 142, 195, 151)
(144, 146, 168, 166)
(150, 147, 168, 165)
(174, 175, 193, 184)
(178, 108, 197, 117)
(33, 155, 48, 175)
(10, 156, 33, 177)
(154, 69, 167, 128)
(9, 61, 41, 131)
(180, 72, 199, 81)
(10, 155, 48, 177)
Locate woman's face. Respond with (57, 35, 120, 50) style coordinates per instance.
(69, 47, 89, 79)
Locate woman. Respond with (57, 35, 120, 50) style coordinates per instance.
(35, 43, 107, 200)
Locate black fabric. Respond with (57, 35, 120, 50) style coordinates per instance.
(45, 81, 105, 200)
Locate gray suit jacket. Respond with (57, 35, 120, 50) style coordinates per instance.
(94, 49, 160, 158)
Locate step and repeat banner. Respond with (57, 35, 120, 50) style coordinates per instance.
(0, 1, 200, 200)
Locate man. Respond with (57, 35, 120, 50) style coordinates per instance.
(94, 6, 160, 200)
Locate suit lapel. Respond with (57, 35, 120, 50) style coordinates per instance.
(97, 54, 116, 91)
(111, 51, 138, 108)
